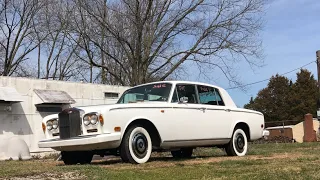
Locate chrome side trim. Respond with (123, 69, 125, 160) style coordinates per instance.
(205, 108, 227, 111)
(231, 109, 263, 116)
(172, 107, 210, 110)
(109, 107, 172, 111)
(109, 106, 263, 116)
(110, 106, 224, 111)
(160, 138, 230, 148)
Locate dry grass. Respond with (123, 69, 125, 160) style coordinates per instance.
(1, 143, 320, 180)
(4, 172, 86, 180)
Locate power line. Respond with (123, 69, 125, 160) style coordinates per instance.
(226, 60, 316, 90)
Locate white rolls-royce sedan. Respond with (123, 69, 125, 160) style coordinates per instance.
(38, 81, 269, 164)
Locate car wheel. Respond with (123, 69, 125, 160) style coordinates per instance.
(78, 151, 93, 164)
(62, 151, 93, 165)
(120, 148, 129, 162)
(61, 151, 78, 165)
(121, 125, 152, 164)
(225, 128, 248, 156)
(171, 148, 193, 158)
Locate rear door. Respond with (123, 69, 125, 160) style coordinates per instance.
(196, 85, 232, 139)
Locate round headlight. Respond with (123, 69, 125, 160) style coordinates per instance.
(52, 119, 59, 129)
(46, 121, 53, 130)
(90, 115, 98, 125)
(83, 115, 90, 126)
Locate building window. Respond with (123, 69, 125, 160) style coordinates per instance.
(36, 106, 62, 112)
(105, 92, 119, 99)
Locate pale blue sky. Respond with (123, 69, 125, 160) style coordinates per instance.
(28, 1, 320, 107)
(200, 0, 320, 107)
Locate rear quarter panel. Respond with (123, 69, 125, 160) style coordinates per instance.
(218, 87, 264, 141)
(229, 108, 265, 141)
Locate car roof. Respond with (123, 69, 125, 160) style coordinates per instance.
(129, 81, 237, 108)
(132, 81, 223, 90)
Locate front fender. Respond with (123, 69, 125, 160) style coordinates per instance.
(120, 116, 154, 140)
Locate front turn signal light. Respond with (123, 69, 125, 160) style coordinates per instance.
(99, 114, 104, 125)
(42, 122, 46, 133)
(114, 127, 121, 132)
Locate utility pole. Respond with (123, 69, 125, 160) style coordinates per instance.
(317, 50, 320, 120)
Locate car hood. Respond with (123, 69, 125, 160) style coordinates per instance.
(42, 102, 168, 123)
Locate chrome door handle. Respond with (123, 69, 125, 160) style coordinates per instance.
(198, 107, 206, 111)
(225, 109, 231, 112)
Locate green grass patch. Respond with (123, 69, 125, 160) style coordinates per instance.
(1, 143, 320, 179)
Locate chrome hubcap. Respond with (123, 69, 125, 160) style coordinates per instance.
(132, 132, 148, 158)
(234, 133, 245, 153)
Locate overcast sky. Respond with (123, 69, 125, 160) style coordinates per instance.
(198, 0, 320, 107)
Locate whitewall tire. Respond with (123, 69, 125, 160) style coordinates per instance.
(225, 128, 248, 156)
(120, 125, 152, 164)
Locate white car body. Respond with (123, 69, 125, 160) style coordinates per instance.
(38, 81, 268, 163)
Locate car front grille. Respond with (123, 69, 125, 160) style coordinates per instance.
(58, 108, 81, 139)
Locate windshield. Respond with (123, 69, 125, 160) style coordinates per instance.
(117, 83, 172, 104)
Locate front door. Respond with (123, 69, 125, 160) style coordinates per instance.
(164, 84, 212, 141)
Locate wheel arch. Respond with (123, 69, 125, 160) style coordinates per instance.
(232, 122, 251, 141)
(122, 118, 162, 147)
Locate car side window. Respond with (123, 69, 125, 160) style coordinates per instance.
(176, 84, 198, 104)
(197, 85, 225, 106)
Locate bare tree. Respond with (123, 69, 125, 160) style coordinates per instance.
(73, 0, 264, 86)
(0, 0, 265, 86)
(0, 0, 45, 76)
(34, 0, 82, 80)
(69, 0, 109, 83)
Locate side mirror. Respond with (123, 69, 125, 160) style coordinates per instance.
(179, 97, 188, 103)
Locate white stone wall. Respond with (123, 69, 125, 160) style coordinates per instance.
(0, 77, 128, 153)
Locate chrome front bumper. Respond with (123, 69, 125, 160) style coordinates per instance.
(38, 133, 121, 149)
